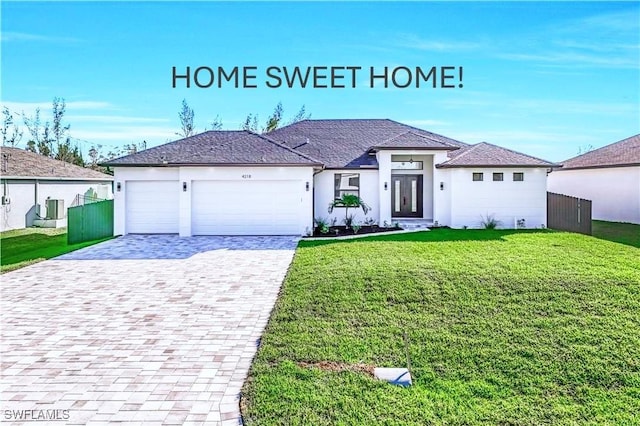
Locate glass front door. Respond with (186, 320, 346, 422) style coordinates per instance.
(391, 175, 423, 218)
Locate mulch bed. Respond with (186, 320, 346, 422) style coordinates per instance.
(309, 225, 404, 238)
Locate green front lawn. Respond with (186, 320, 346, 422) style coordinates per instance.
(1, 227, 111, 273)
(592, 220, 640, 248)
(243, 229, 640, 425)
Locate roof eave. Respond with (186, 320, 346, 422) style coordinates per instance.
(370, 146, 457, 152)
(436, 163, 557, 169)
(1, 175, 114, 181)
(102, 162, 323, 168)
(554, 162, 640, 171)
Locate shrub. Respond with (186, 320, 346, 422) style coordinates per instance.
(328, 194, 371, 229)
(481, 214, 501, 230)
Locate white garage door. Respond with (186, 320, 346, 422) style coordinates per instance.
(126, 181, 180, 234)
(192, 180, 303, 235)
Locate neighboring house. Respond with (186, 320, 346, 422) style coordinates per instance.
(0, 147, 114, 231)
(104, 119, 556, 236)
(548, 134, 640, 225)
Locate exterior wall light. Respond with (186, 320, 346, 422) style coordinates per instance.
(306, 181, 310, 191)
(116, 182, 122, 192)
(384, 182, 388, 190)
(440, 182, 444, 191)
(183, 182, 188, 192)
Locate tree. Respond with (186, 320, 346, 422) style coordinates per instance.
(22, 98, 83, 166)
(1, 108, 23, 147)
(208, 115, 223, 131)
(241, 113, 259, 132)
(242, 102, 311, 134)
(577, 144, 594, 155)
(177, 99, 195, 138)
(328, 194, 371, 229)
(23, 108, 42, 152)
(264, 102, 284, 132)
(288, 104, 311, 125)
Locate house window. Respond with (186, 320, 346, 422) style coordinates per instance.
(334, 173, 360, 199)
(472, 172, 483, 181)
(493, 172, 504, 181)
(392, 161, 423, 170)
(513, 172, 524, 181)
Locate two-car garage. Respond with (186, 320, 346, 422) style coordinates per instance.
(108, 130, 318, 236)
(120, 172, 313, 236)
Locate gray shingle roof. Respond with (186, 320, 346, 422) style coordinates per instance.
(373, 131, 459, 150)
(436, 142, 556, 168)
(103, 131, 321, 166)
(267, 119, 466, 168)
(1, 147, 113, 180)
(557, 134, 640, 170)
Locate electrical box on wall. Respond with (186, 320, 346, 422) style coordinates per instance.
(1, 195, 10, 205)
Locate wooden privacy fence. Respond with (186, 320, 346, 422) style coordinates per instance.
(547, 192, 592, 235)
(67, 199, 114, 244)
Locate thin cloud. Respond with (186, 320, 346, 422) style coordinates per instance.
(67, 115, 170, 124)
(396, 35, 483, 52)
(1, 31, 81, 43)
(1, 101, 114, 117)
(71, 127, 177, 142)
(497, 7, 640, 69)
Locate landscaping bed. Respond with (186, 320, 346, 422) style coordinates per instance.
(309, 225, 404, 238)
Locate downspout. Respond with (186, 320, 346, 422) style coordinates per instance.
(35, 179, 39, 217)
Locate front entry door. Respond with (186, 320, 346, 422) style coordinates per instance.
(391, 175, 423, 218)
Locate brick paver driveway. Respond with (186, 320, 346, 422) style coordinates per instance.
(1, 235, 299, 425)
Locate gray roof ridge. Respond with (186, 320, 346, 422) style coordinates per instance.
(376, 130, 454, 149)
(384, 119, 468, 147)
(560, 133, 640, 164)
(477, 141, 557, 166)
(438, 143, 481, 165)
(249, 131, 324, 165)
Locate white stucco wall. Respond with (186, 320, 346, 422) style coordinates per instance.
(448, 167, 548, 229)
(0, 179, 113, 231)
(548, 166, 640, 224)
(314, 169, 379, 225)
(113, 166, 314, 236)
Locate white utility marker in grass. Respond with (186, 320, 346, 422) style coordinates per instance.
(374, 368, 412, 387)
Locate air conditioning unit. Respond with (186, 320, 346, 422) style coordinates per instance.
(46, 199, 65, 220)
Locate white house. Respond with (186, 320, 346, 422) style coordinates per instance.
(0, 147, 113, 231)
(548, 134, 640, 225)
(105, 119, 556, 236)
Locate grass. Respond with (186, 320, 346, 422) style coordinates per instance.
(1, 227, 112, 273)
(592, 220, 640, 248)
(242, 228, 640, 425)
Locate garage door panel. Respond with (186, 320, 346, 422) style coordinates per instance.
(126, 181, 179, 234)
(192, 180, 303, 235)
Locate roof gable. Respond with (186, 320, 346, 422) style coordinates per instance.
(103, 131, 321, 166)
(436, 142, 556, 168)
(1, 147, 112, 179)
(559, 134, 640, 170)
(267, 119, 467, 168)
(373, 131, 459, 150)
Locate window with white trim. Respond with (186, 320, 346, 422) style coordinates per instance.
(334, 173, 360, 199)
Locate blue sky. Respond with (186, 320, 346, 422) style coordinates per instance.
(1, 1, 638, 162)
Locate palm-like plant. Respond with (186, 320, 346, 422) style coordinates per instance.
(328, 194, 371, 229)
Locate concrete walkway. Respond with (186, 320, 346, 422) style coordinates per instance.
(1, 235, 299, 425)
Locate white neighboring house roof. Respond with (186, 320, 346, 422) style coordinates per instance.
(1, 146, 113, 181)
(557, 134, 640, 171)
